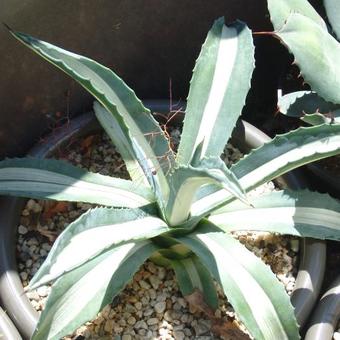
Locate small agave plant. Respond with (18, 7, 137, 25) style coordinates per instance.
(3, 9, 340, 340)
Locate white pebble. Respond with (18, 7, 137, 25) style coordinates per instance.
(127, 316, 136, 326)
(164, 310, 173, 322)
(173, 330, 185, 340)
(41, 243, 51, 251)
(25, 259, 33, 268)
(147, 318, 158, 326)
(26, 199, 36, 210)
(149, 275, 161, 289)
(139, 280, 151, 290)
(122, 335, 132, 340)
(134, 302, 142, 310)
(134, 320, 147, 329)
(143, 308, 153, 317)
(148, 289, 157, 300)
(26, 290, 40, 301)
(37, 286, 48, 297)
(20, 271, 28, 281)
(154, 301, 166, 314)
(39, 249, 47, 257)
(104, 319, 114, 333)
(18, 225, 28, 235)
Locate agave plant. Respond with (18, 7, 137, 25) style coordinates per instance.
(268, 0, 340, 124)
(3, 14, 340, 340)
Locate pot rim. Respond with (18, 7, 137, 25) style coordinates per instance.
(0, 305, 22, 339)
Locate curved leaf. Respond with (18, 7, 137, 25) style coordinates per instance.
(278, 91, 340, 121)
(8, 27, 175, 207)
(324, 0, 340, 40)
(165, 162, 246, 226)
(267, 0, 326, 31)
(177, 18, 254, 164)
(191, 124, 340, 219)
(174, 222, 300, 340)
(301, 111, 340, 125)
(32, 241, 157, 340)
(93, 102, 149, 186)
(210, 189, 340, 240)
(232, 124, 340, 193)
(275, 13, 340, 104)
(171, 255, 219, 310)
(0, 158, 154, 207)
(29, 207, 168, 289)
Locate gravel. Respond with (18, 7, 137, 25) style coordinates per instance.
(16, 127, 299, 339)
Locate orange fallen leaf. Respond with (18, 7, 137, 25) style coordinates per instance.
(43, 201, 69, 220)
(80, 134, 101, 157)
(81, 135, 95, 150)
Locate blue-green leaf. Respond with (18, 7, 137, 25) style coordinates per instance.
(177, 18, 254, 164)
(267, 0, 326, 31)
(210, 189, 340, 240)
(278, 91, 340, 123)
(174, 222, 300, 340)
(8, 28, 175, 209)
(324, 0, 340, 40)
(232, 124, 340, 193)
(0, 158, 154, 207)
(32, 241, 157, 340)
(29, 207, 169, 289)
(93, 102, 150, 186)
(165, 162, 246, 226)
(275, 13, 340, 104)
(191, 124, 340, 219)
(171, 255, 218, 310)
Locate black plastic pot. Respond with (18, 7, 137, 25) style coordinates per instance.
(304, 163, 340, 199)
(0, 108, 326, 338)
(305, 275, 340, 340)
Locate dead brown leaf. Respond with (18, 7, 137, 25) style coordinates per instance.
(185, 289, 250, 339)
(42, 201, 69, 220)
(212, 319, 250, 340)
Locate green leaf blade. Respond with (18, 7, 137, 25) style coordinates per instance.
(93, 102, 150, 186)
(32, 240, 157, 340)
(29, 207, 169, 289)
(278, 91, 340, 121)
(9, 29, 175, 206)
(177, 18, 255, 164)
(267, 0, 326, 31)
(231, 124, 340, 193)
(171, 255, 219, 310)
(165, 162, 246, 226)
(0, 158, 154, 207)
(210, 189, 340, 240)
(324, 0, 340, 40)
(175, 223, 300, 340)
(190, 124, 340, 220)
(275, 13, 340, 104)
